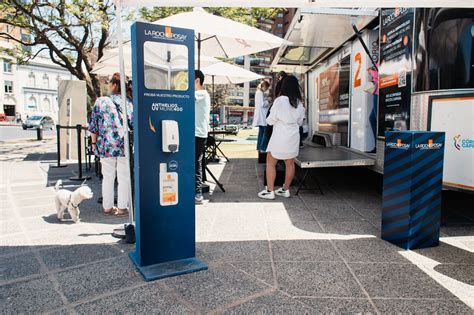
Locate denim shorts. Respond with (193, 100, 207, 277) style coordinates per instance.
(256, 126, 268, 151)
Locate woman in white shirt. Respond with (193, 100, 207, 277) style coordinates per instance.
(258, 75, 305, 200)
(252, 81, 270, 152)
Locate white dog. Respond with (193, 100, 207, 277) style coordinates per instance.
(54, 180, 94, 222)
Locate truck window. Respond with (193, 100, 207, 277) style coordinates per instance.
(414, 8, 474, 91)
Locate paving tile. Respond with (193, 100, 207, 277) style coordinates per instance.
(0, 275, 65, 313)
(208, 221, 268, 242)
(310, 206, 363, 222)
(434, 264, 474, 286)
(0, 251, 42, 281)
(16, 196, 53, 208)
(350, 263, 459, 299)
(200, 241, 270, 262)
(276, 221, 328, 240)
(55, 256, 142, 303)
(18, 204, 56, 218)
(29, 224, 116, 247)
(413, 241, 474, 265)
(275, 262, 364, 297)
(305, 199, 353, 211)
(264, 204, 315, 223)
(229, 261, 275, 286)
(347, 199, 382, 211)
(163, 262, 269, 312)
(373, 298, 473, 314)
(75, 282, 194, 314)
(296, 297, 375, 313)
(0, 233, 31, 256)
(441, 225, 474, 237)
(356, 207, 382, 221)
(225, 292, 314, 314)
(39, 243, 121, 271)
(319, 219, 380, 236)
(298, 190, 341, 203)
(333, 238, 411, 263)
(271, 240, 340, 262)
(0, 219, 23, 235)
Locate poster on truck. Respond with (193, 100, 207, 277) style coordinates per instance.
(378, 8, 414, 137)
(429, 94, 474, 192)
(318, 57, 350, 146)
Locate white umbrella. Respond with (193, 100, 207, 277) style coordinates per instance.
(200, 61, 263, 136)
(92, 46, 220, 76)
(202, 61, 263, 85)
(154, 7, 290, 68)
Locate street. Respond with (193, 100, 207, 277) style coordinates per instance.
(0, 125, 55, 142)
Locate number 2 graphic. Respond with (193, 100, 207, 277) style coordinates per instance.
(354, 52, 362, 88)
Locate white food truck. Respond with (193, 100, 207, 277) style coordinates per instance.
(271, 8, 474, 192)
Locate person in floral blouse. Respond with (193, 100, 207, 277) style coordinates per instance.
(89, 73, 133, 216)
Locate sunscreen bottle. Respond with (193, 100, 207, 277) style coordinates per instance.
(159, 163, 178, 206)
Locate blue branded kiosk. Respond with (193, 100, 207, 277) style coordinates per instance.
(382, 131, 445, 249)
(129, 22, 207, 280)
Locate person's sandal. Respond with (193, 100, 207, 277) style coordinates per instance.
(104, 207, 117, 216)
(115, 208, 129, 216)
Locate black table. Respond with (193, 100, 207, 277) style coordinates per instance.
(206, 131, 236, 162)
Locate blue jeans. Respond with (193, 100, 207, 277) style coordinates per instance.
(256, 126, 268, 151)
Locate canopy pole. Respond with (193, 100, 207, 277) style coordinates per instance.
(197, 33, 201, 70)
(212, 74, 217, 137)
(116, 0, 134, 224)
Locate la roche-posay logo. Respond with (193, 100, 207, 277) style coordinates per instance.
(415, 139, 443, 150)
(145, 27, 187, 41)
(386, 138, 410, 150)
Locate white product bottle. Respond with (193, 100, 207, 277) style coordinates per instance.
(159, 163, 178, 206)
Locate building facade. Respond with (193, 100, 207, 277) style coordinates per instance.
(1, 22, 75, 121)
(1, 56, 74, 121)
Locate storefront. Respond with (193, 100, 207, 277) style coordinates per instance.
(272, 8, 474, 192)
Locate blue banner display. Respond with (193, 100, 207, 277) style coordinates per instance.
(382, 131, 445, 249)
(129, 22, 207, 281)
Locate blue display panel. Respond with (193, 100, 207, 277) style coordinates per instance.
(129, 22, 207, 280)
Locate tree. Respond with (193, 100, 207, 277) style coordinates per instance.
(0, 0, 114, 103)
(140, 7, 280, 27)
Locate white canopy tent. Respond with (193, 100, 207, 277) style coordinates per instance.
(114, 0, 474, 223)
(154, 7, 291, 66)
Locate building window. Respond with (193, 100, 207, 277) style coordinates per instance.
(414, 9, 474, 91)
(276, 33, 283, 38)
(43, 74, 49, 88)
(43, 97, 51, 111)
(277, 12, 284, 18)
(3, 60, 12, 73)
(29, 72, 36, 87)
(4, 80, 13, 94)
(27, 96, 37, 110)
(277, 23, 283, 28)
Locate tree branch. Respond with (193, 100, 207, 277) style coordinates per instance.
(0, 32, 42, 46)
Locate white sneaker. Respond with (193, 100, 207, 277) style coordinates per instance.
(258, 189, 275, 200)
(275, 187, 291, 198)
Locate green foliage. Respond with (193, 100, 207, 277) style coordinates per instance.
(140, 7, 281, 26)
(0, 0, 115, 102)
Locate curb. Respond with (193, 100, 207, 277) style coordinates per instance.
(0, 123, 22, 127)
(0, 136, 55, 144)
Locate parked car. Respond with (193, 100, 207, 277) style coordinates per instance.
(224, 124, 239, 135)
(22, 115, 54, 130)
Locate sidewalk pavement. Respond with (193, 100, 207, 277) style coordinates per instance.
(1, 138, 473, 314)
